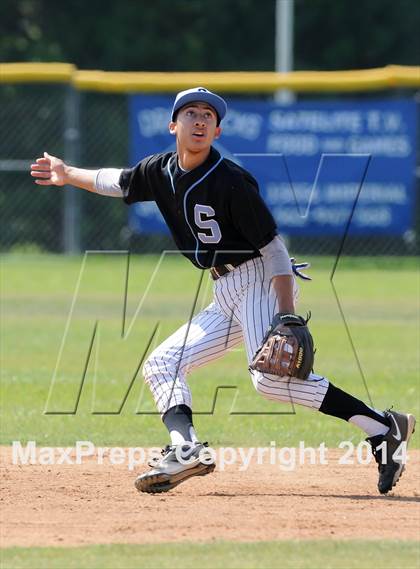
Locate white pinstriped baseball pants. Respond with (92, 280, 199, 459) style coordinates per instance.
(143, 257, 329, 415)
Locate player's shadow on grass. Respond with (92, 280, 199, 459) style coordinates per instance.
(200, 491, 420, 503)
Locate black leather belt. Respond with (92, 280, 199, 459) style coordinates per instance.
(210, 263, 237, 280)
(210, 256, 258, 280)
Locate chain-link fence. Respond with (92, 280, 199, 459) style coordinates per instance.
(1, 82, 419, 256)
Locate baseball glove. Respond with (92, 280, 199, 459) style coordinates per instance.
(249, 313, 314, 380)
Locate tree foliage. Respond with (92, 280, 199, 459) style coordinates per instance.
(295, 0, 420, 70)
(1, 0, 418, 71)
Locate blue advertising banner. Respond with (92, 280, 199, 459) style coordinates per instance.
(128, 96, 417, 236)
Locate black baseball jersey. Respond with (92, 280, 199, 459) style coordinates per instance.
(120, 147, 277, 269)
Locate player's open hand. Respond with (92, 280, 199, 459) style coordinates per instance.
(30, 152, 66, 186)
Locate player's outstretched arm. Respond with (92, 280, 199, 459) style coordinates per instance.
(30, 152, 98, 193)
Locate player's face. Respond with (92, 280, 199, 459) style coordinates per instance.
(169, 102, 222, 152)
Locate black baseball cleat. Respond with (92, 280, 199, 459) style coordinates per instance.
(134, 442, 215, 494)
(367, 410, 416, 495)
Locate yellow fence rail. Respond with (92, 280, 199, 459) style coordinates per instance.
(1, 63, 419, 93)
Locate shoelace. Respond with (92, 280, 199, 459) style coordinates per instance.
(147, 445, 173, 467)
(147, 442, 209, 467)
(370, 409, 395, 469)
(370, 445, 380, 465)
(370, 442, 389, 473)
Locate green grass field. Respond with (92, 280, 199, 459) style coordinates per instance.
(1, 253, 419, 569)
(1, 253, 418, 447)
(2, 540, 419, 569)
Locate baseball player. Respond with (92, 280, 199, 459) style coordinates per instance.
(31, 87, 415, 495)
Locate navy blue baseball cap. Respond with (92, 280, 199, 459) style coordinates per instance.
(171, 87, 227, 124)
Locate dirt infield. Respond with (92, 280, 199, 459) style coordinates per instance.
(1, 447, 419, 548)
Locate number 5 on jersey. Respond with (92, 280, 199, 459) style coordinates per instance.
(194, 204, 222, 244)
